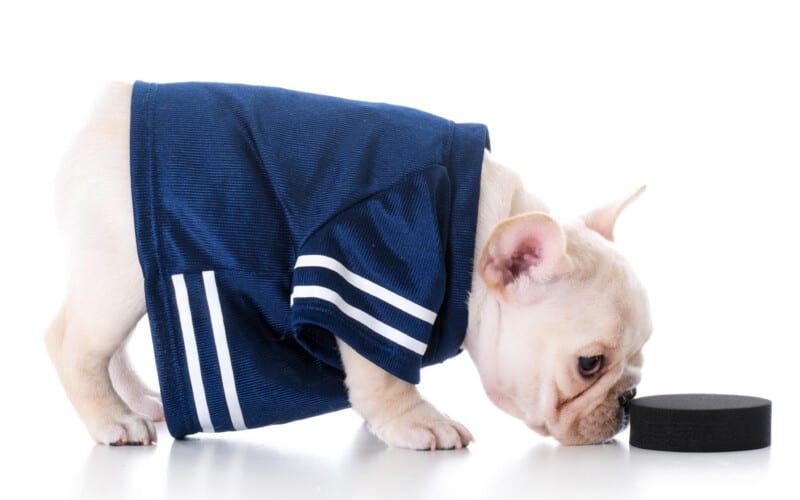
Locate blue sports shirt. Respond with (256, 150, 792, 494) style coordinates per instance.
(130, 81, 488, 438)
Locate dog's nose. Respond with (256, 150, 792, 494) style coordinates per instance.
(619, 388, 637, 410)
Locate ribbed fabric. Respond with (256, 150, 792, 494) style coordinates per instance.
(130, 81, 488, 438)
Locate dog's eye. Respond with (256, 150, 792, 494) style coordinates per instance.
(578, 355, 604, 378)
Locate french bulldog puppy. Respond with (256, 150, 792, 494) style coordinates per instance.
(46, 82, 651, 450)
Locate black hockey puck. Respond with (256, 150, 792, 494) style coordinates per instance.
(629, 394, 771, 452)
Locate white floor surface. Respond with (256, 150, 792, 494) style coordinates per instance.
(6, 351, 794, 500)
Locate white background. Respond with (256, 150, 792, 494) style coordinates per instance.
(1, 1, 798, 499)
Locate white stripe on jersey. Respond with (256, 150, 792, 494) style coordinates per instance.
(291, 285, 428, 355)
(294, 254, 437, 325)
(171, 272, 248, 432)
(171, 274, 215, 433)
(202, 271, 247, 431)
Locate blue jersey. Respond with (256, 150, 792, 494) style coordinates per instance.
(130, 81, 488, 438)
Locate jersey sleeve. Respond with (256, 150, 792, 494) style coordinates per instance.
(290, 165, 452, 384)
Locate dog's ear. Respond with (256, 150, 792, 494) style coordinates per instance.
(480, 212, 573, 303)
(583, 186, 646, 241)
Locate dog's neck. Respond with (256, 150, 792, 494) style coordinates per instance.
(464, 152, 547, 368)
(472, 151, 548, 260)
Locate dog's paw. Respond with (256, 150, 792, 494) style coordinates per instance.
(89, 412, 158, 446)
(374, 402, 473, 451)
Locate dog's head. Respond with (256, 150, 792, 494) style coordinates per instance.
(469, 187, 651, 445)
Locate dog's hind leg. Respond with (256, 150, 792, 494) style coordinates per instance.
(46, 289, 155, 445)
(45, 82, 158, 445)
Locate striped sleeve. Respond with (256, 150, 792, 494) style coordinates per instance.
(290, 167, 451, 384)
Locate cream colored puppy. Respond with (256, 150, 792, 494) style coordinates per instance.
(46, 82, 651, 449)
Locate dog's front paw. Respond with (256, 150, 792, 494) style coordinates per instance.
(373, 402, 473, 451)
(89, 411, 157, 446)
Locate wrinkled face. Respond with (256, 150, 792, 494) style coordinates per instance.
(469, 188, 652, 445)
(485, 239, 651, 444)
